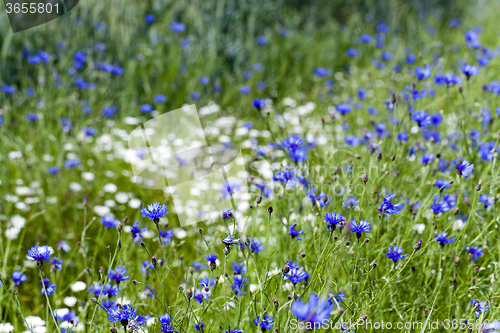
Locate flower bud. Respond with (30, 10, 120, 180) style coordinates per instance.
(267, 206, 273, 215)
(362, 174, 368, 183)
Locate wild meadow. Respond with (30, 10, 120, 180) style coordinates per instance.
(1, 0, 500, 332)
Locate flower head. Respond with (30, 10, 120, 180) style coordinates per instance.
(283, 262, 309, 285)
(141, 202, 168, 223)
(12, 271, 27, 286)
(350, 219, 371, 238)
(454, 160, 474, 178)
(222, 235, 240, 246)
(254, 310, 274, 331)
(289, 224, 304, 240)
(107, 304, 136, 326)
(379, 193, 404, 217)
(109, 267, 130, 284)
(466, 246, 484, 261)
(324, 212, 345, 231)
(40, 278, 56, 295)
(434, 232, 455, 246)
(27, 245, 52, 266)
(385, 246, 407, 262)
(291, 293, 334, 326)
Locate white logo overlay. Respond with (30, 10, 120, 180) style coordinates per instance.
(127, 105, 249, 226)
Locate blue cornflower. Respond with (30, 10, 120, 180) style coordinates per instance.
(446, 74, 462, 85)
(141, 202, 168, 223)
(226, 330, 244, 333)
(454, 160, 474, 178)
(415, 65, 432, 80)
(279, 134, 310, 162)
(199, 277, 216, 288)
(205, 253, 218, 263)
(40, 278, 56, 295)
(406, 54, 416, 64)
(195, 323, 205, 331)
(101, 215, 119, 228)
(466, 246, 484, 261)
(222, 235, 240, 247)
(252, 98, 265, 110)
(81, 127, 96, 136)
(329, 292, 345, 307)
(140, 104, 153, 113)
(192, 262, 207, 271)
(344, 135, 360, 146)
(73, 51, 86, 64)
(171, 22, 185, 32)
(222, 209, 234, 220)
(144, 14, 155, 23)
(378, 193, 404, 217)
(142, 260, 154, 273)
(434, 232, 455, 246)
(249, 238, 265, 253)
(397, 132, 408, 142)
(64, 158, 81, 169)
(421, 153, 435, 164)
(60, 117, 72, 132)
(380, 51, 392, 61)
(350, 219, 371, 238)
(345, 196, 358, 209)
(220, 180, 241, 199)
(360, 34, 372, 43)
(50, 257, 63, 270)
(130, 221, 147, 243)
(291, 293, 334, 326)
(256, 36, 267, 45)
(314, 68, 331, 77)
(159, 229, 174, 245)
(346, 48, 359, 57)
(1, 85, 15, 94)
(385, 246, 408, 263)
(240, 86, 251, 94)
(479, 194, 495, 208)
(411, 111, 431, 127)
(89, 283, 120, 298)
(358, 87, 366, 100)
(232, 262, 247, 275)
(336, 103, 352, 115)
(461, 63, 480, 79)
(27, 245, 52, 265)
(231, 275, 248, 296)
(12, 271, 27, 285)
(194, 289, 209, 303)
(273, 166, 299, 188)
(435, 179, 451, 191)
(199, 76, 209, 85)
(324, 212, 345, 231)
(289, 224, 304, 241)
(254, 310, 274, 331)
(25, 113, 39, 121)
(58, 240, 71, 252)
(47, 166, 59, 175)
(283, 262, 309, 285)
(431, 195, 450, 214)
(109, 267, 130, 284)
(154, 94, 167, 103)
(107, 304, 136, 325)
(470, 299, 489, 318)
